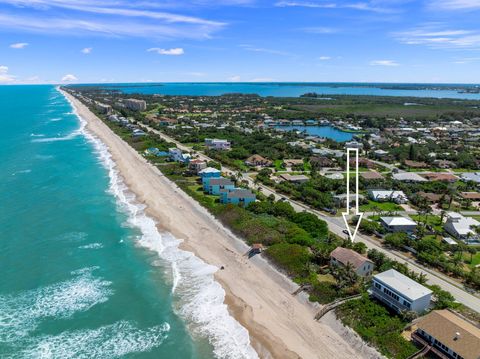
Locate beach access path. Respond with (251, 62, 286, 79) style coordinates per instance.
(63, 91, 382, 359)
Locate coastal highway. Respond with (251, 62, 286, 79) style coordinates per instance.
(138, 123, 480, 313)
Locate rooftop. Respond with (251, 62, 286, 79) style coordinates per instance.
(392, 172, 428, 182)
(416, 310, 480, 359)
(374, 269, 432, 301)
(330, 247, 372, 270)
(380, 216, 417, 227)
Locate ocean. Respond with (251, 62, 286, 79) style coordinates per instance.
(0, 85, 257, 359)
(87, 82, 480, 100)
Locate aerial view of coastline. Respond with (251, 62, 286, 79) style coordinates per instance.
(1, 1, 480, 359)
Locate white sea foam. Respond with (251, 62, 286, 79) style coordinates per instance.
(49, 117, 62, 122)
(11, 169, 32, 176)
(79, 243, 104, 250)
(62, 88, 259, 359)
(30, 133, 45, 137)
(18, 321, 170, 359)
(0, 267, 112, 343)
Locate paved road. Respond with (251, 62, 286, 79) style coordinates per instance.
(140, 123, 480, 312)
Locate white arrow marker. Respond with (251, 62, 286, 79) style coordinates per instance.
(342, 148, 364, 242)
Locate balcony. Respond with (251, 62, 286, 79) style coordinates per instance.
(370, 287, 410, 312)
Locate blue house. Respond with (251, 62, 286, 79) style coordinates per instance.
(220, 188, 256, 205)
(205, 178, 235, 195)
(199, 167, 221, 179)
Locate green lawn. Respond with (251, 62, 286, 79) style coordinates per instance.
(467, 252, 480, 268)
(274, 159, 284, 171)
(360, 200, 403, 213)
(410, 214, 444, 232)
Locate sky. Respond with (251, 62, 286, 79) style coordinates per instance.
(1, 0, 480, 84)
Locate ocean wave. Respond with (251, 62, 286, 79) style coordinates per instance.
(11, 169, 31, 176)
(49, 117, 62, 122)
(16, 321, 170, 359)
(79, 243, 104, 250)
(0, 267, 112, 344)
(30, 133, 45, 137)
(63, 88, 259, 359)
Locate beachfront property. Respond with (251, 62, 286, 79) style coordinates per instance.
(205, 138, 231, 150)
(188, 159, 207, 174)
(168, 148, 191, 163)
(371, 269, 432, 314)
(380, 216, 417, 233)
(199, 167, 222, 179)
(412, 309, 480, 359)
(204, 177, 235, 195)
(95, 102, 112, 115)
(368, 190, 408, 204)
(444, 212, 480, 243)
(124, 98, 147, 112)
(220, 188, 256, 205)
(330, 247, 374, 277)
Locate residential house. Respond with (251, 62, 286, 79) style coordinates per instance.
(205, 178, 235, 195)
(350, 158, 375, 169)
(361, 171, 384, 181)
(310, 156, 334, 169)
(131, 129, 146, 138)
(220, 188, 256, 205)
(205, 138, 231, 150)
(392, 172, 428, 182)
(245, 154, 272, 167)
(404, 160, 428, 169)
(444, 212, 480, 243)
(416, 191, 446, 204)
(330, 247, 374, 277)
(345, 141, 363, 149)
(283, 159, 304, 168)
(373, 149, 389, 158)
(460, 192, 480, 202)
(380, 216, 417, 232)
(325, 172, 344, 180)
(461, 172, 480, 184)
(433, 159, 456, 169)
(371, 269, 432, 313)
(413, 309, 480, 359)
(188, 159, 207, 174)
(199, 167, 221, 179)
(333, 194, 365, 208)
(368, 190, 408, 204)
(168, 148, 190, 163)
(422, 173, 459, 183)
(279, 174, 309, 184)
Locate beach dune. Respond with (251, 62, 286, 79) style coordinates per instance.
(63, 90, 381, 359)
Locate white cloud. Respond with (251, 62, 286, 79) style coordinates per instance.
(0, 65, 15, 83)
(319, 56, 331, 60)
(394, 25, 480, 49)
(147, 47, 184, 55)
(61, 74, 78, 82)
(432, 0, 480, 10)
(274, 1, 398, 13)
(0, 1, 225, 40)
(240, 44, 291, 56)
(228, 75, 241, 81)
(10, 42, 28, 49)
(303, 27, 339, 34)
(370, 60, 399, 66)
(81, 47, 92, 54)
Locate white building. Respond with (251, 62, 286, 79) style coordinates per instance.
(368, 190, 408, 204)
(444, 212, 480, 243)
(205, 138, 231, 150)
(124, 98, 147, 112)
(380, 216, 417, 232)
(371, 269, 432, 314)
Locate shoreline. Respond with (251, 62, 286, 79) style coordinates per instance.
(62, 89, 382, 359)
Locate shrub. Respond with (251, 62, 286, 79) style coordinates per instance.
(266, 243, 312, 277)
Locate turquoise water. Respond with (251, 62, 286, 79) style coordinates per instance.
(0, 85, 256, 359)
(275, 125, 355, 142)
(85, 82, 480, 100)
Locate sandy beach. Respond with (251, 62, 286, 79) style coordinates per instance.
(63, 90, 381, 359)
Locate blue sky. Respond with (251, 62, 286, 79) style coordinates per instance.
(1, 0, 480, 84)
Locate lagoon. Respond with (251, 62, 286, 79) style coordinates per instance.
(276, 125, 355, 142)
